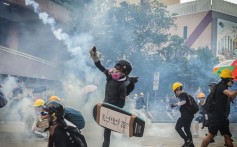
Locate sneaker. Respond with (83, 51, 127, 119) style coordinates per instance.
(210, 138, 215, 143)
(189, 142, 195, 147)
(182, 140, 193, 147)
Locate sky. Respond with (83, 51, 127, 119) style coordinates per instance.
(180, 0, 237, 4)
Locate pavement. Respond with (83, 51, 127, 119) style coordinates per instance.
(0, 121, 236, 147)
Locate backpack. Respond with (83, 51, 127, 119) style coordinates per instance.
(185, 93, 199, 114)
(64, 125, 87, 147)
(0, 89, 8, 108)
(204, 83, 219, 114)
(64, 107, 85, 130)
(125, 76, 138, 96)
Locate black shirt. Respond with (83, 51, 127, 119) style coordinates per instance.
(213, 81, 228, 117)
(178, 92, 193, 117)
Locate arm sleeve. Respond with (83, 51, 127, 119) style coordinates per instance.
(94, 61, 106, 72)
(176, 93, 187, 106)
(176, 100, 186, 106)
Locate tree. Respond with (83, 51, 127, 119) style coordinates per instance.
(64, 0, 218, 98)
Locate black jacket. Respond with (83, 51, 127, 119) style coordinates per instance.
(95, 61, 128, 108)
(48, 125, 78, 147)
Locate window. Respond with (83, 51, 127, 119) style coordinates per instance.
(183, 26, 188, 39)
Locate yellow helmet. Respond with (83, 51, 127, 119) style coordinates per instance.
(220, 68, 233, 79)
(48, 95, 61, 101)
(33, 99, 45, 107)
(134, 94, 138, 97)
(172, 82, 182, 91)
(197, 92, 205, 99)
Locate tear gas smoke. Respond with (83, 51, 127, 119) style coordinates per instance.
(1, 0, 220, 146)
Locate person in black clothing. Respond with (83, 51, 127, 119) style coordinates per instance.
(202, 82, 217, 143)
(171, 82, 194, 147)
(40, 100, 86, 147)
(201, 69, 237, 147)
(48, 95, 85, 130)
(89, 46, 133, 147)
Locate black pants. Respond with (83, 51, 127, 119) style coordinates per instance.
(102, 128, 111, 147)
(175, 115, 194, 142)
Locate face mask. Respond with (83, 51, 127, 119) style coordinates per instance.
(227, 80, 233, 87)
(37, 118, 50, 129)
(200, 99, 205, 103)
(111, 72, 121, 80)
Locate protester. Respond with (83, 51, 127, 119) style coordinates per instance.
(135, 92, 146, 110)
(89, 46, 135, 147)
(31, 99, 48, 138)
(0, 85, 8, 108)
(202, 82, 217, 143)
(40, 100, 86, 147)
(201, 69, 237, 147)
(48, 95, 85, 130)
(170, 82, 195, 147)
(193, 92, 205, 138)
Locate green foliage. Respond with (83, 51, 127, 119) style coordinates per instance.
(66, 0, 218, 97)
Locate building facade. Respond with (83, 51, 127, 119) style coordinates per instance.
(117, 0, 237, 60)
(167, 0, 237, 60)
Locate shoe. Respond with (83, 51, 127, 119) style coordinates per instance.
(189, 143, 195, 147)
(210, 138, 215, 143)
(182, 140, 193, 147)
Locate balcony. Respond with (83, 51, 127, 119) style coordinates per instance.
(167, 0, 237, 17)
(0, 46, 61, 80)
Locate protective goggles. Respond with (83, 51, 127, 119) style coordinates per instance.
(40, 111, 49, 116)
(114, 64, 125, 73)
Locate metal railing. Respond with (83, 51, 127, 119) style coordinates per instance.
(0, 46, 57, 68)
(167, 0, 237, 17)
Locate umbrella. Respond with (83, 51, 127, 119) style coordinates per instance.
(213, 59, 237, 80)
(81, 85, 97, 94)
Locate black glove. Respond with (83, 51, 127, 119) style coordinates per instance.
(170, 104, 177, 109)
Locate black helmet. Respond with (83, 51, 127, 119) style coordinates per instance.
(115, 59, 133, 75)
(43, 100, 65, 119)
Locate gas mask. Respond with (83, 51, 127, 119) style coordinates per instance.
(37, 118, 50, 130)
(227, 79, 234, 87)
(200, 99, 205, 103)
(222, 78, 234, 87)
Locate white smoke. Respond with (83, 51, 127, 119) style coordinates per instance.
(25, 0, 73, 50)
(21, 1, 181, 147)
